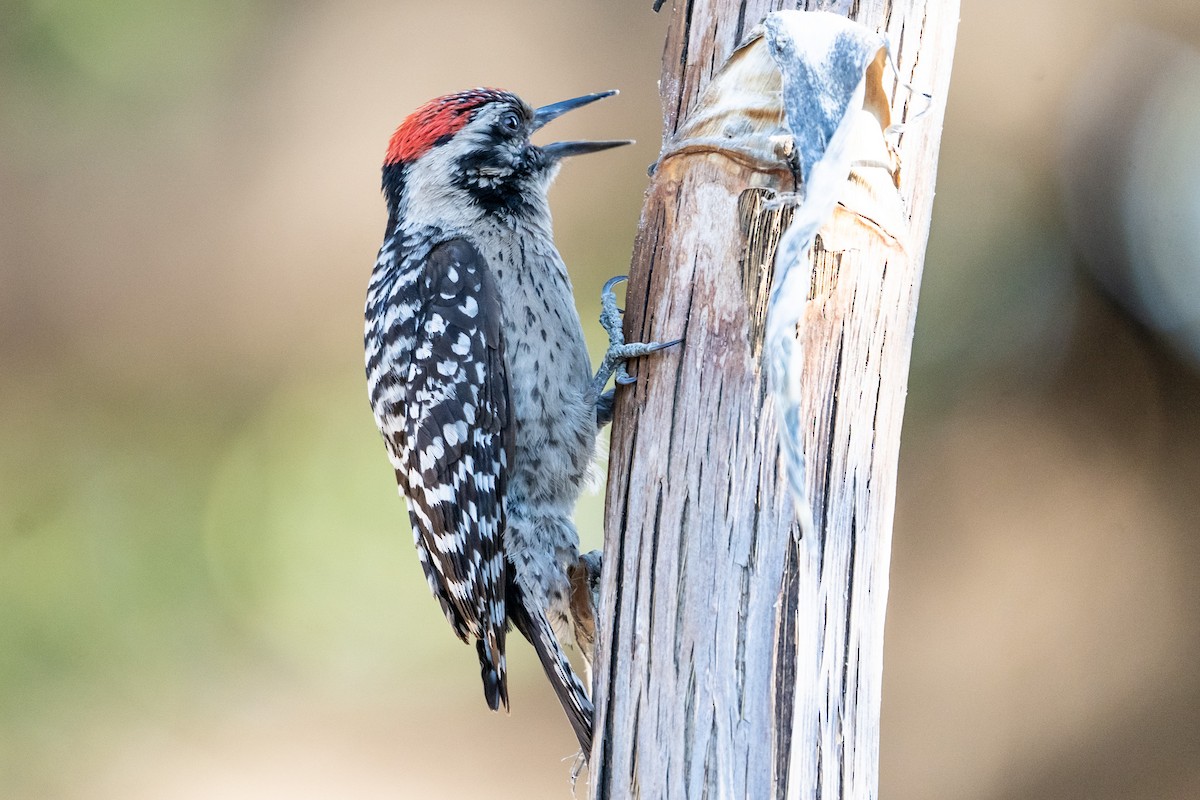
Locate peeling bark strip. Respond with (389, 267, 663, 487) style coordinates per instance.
(592, 3, 958, 799)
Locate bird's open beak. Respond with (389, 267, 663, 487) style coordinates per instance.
(533, 90, 633, 159)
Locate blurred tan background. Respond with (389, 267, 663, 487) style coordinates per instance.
(2, 1, 1199, 798)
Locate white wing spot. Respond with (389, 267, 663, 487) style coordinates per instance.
(432, 531, 461, 554)
(418, 437, 445, 471)
(442, 420, 468, 448)
(451, 331, 471, 356)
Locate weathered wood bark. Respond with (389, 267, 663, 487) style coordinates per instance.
(590, 2, 958, 799)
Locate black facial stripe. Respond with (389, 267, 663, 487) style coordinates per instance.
(382, 161, 406, 230)
(452, 142, 548, 218)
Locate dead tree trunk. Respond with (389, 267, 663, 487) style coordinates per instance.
(590, 2, 959, 798)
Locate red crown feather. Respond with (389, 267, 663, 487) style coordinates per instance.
(385, 88, 511, 166)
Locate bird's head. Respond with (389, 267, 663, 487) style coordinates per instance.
(381, 88, 630, 227)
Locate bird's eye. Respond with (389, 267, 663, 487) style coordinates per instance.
(499, 112, 521, 134)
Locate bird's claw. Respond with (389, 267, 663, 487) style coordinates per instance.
(599, 276, 629, 336)
(612, 337, 683, 385)
(592, 276, 683, 404)
(601, 274, 628, 295)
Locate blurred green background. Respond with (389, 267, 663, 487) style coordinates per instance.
(2, 1, 1199, 798)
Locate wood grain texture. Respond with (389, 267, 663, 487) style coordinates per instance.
(592, 2, 960, 798)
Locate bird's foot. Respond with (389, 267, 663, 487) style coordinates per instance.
(594, 388, 616, 428)
(591, 276, 683, 407)
(579, 550, 602, 621)
(568, 550, 603, 667)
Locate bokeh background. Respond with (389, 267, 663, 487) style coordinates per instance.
(2, 1, 1199, 797)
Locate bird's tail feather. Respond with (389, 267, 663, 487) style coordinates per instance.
(476, 630, 508, 711)
(508, 580, 594, 755)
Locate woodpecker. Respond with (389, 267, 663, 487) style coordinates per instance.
(364, 88, 674, 754)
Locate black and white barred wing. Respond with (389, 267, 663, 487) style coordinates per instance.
(402, 238, 515, 710)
